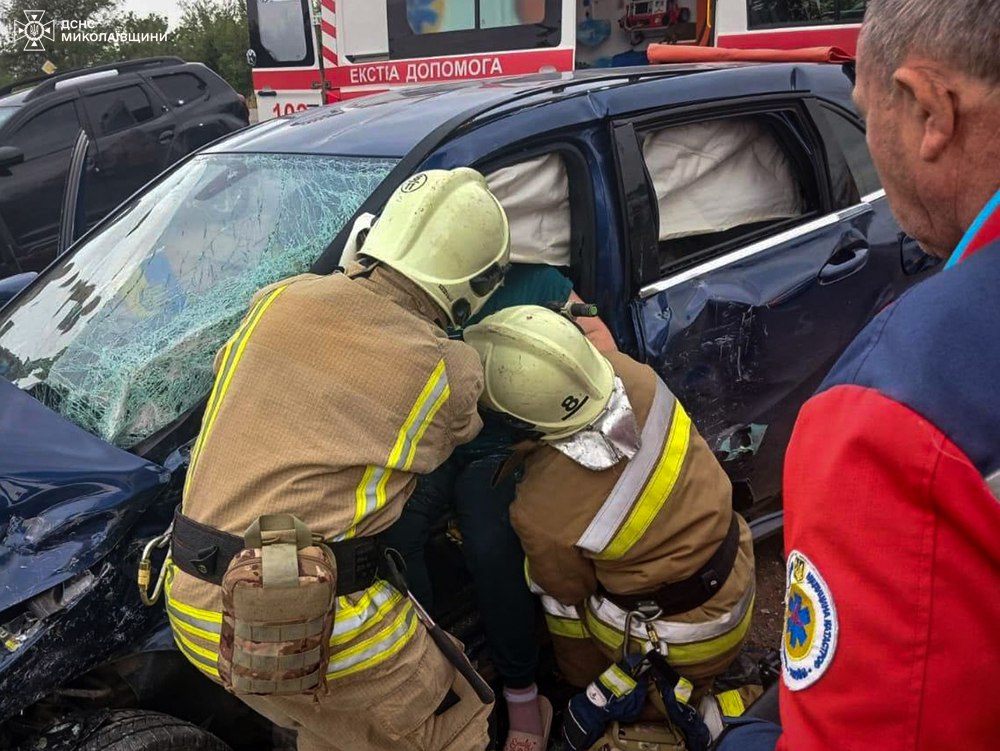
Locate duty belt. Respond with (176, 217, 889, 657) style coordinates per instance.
(604, 513, 741, 617)
(171, 507, 382, 595)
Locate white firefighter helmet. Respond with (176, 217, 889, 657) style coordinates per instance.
(463, 305, 616, 440)
(359, 168, 511, 326)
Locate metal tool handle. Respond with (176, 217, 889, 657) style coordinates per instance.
(426, 623, 495, 705)
(383, 548, 494, 705)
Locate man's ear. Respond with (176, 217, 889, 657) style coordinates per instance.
(893, 66, 956, 162)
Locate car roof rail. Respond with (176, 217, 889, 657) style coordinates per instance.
(20, 57, 186, 102)
(0, 72, 55, 97)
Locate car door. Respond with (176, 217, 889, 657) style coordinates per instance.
(79, 81, 177, 231)
(615, 97, 914, 514)
(0, 97, 85, 272)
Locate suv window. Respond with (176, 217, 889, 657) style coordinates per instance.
(747, 0, 865, 28)
(85, 85, 156, 136)
(153, 73, 207, 107)
(639, 114, 816, 268)
(8, 101, 81, 159)
(817, 105, 882, 197)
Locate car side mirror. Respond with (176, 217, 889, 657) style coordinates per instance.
(0, 146, 24, 171)
(0, 272, 36, 308)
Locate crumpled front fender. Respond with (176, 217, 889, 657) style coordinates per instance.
(0, 378, 169, 613)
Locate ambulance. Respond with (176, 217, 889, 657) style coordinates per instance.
(247, 0, 866, 120)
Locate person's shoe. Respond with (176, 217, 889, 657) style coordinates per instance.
(503, 695, 552, 751)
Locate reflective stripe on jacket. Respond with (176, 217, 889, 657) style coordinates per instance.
(166, 263, 484, 682)
(513, 352, 755, 682)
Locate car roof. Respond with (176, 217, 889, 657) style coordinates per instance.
(0, 88, 33, 107)
(207, 62, 855, 159)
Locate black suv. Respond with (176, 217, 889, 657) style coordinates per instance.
(0, 57, 248, 277)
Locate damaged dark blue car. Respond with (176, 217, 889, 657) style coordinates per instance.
(0, 62, 937, 749)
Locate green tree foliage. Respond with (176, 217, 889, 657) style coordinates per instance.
(0, 0, 252, 95)
(171, 0, 250, 96)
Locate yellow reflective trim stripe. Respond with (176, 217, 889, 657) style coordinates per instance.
(348, 465, 378, 539)
(391, 359, 446, 469)
(330, 589, 402, 646)
(173, 627, 219, 664)
(202, 285, 289, 443)
(403, 382, 450, 471)
(327, 604, 419, 679)
(168, 612, 220, 643)
(344, 359, 449, 538)
(599, 664, 636, 697)
(545, 613, 588, 639)
(717, 689, 746, 717)
(597, 404, 692, 560)
(163, 565, 222, 625)
(184, 292, 271, 495)
(336, 581, 394, 620)
(585, 596, 753, 667)
(172, 633, 220, 678)
(185, 285, 289, 493)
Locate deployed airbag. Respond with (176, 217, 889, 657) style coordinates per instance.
(487, 153, 572, 266)
(642, 119, 805, 241)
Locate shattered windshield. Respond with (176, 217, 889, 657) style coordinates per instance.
(0, 152, 397, 448)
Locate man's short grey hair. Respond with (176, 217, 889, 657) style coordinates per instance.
(861, 0, 1000, 84)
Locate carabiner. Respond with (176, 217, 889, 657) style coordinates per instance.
(622, 604, 668, 660)
(138, 522, 173, 607)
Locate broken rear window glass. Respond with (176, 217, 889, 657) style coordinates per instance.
(0, 152, 397, 448)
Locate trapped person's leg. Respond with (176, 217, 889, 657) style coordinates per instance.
(382, 456, 462, 610)
(454, 455, 545, 744)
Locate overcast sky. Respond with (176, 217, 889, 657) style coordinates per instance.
(123, 0, 187, 29)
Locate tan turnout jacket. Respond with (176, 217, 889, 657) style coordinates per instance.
(165, 263, 483, 694)
(510, 352, 755, 688)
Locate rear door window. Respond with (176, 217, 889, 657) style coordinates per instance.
(153, 73, 208, 108)
(815, 105, 882, 197)
(84, 85, 156, 136)
(638, 113, 818, 270)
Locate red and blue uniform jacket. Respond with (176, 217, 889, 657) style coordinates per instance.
(776, 192, 1000, 750)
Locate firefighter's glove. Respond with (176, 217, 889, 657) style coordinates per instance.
(561, 655, 648, 751)
(646, 650, 712, 751)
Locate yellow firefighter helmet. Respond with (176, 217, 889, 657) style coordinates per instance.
(359, 168, 511, 327)
(464, 305, 615, 440)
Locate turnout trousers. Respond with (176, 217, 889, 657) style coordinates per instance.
(238, 625, 488, 751)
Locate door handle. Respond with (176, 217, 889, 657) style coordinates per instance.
(819, 243, 870, 284)
(158, 131, 175, 144)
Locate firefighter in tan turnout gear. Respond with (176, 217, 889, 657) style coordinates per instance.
(464, 306, 755, 732)
(164, 168, 510, 751)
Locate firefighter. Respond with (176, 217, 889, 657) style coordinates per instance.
(163, 168, 510, 751)
(464, 305, 755, 746)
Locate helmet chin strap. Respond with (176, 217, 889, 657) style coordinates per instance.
(548, 377, 641, 471)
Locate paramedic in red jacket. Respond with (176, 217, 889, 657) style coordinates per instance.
(718, 0, 1000, 749)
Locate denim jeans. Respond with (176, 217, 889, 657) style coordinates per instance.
(382, 453, 539, 688)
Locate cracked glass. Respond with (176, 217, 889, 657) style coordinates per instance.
(0, 152, 397, 448)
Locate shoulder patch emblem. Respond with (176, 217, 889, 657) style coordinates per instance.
(781, 550, 838, 691)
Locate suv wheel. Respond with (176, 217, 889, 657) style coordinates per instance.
(78, 710, 231, 751)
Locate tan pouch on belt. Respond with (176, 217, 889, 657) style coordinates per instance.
(590, 721, 687, 751)
(218, 514, 337, 697)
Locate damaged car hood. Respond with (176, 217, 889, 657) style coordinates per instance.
(0, 379, 169, 613)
